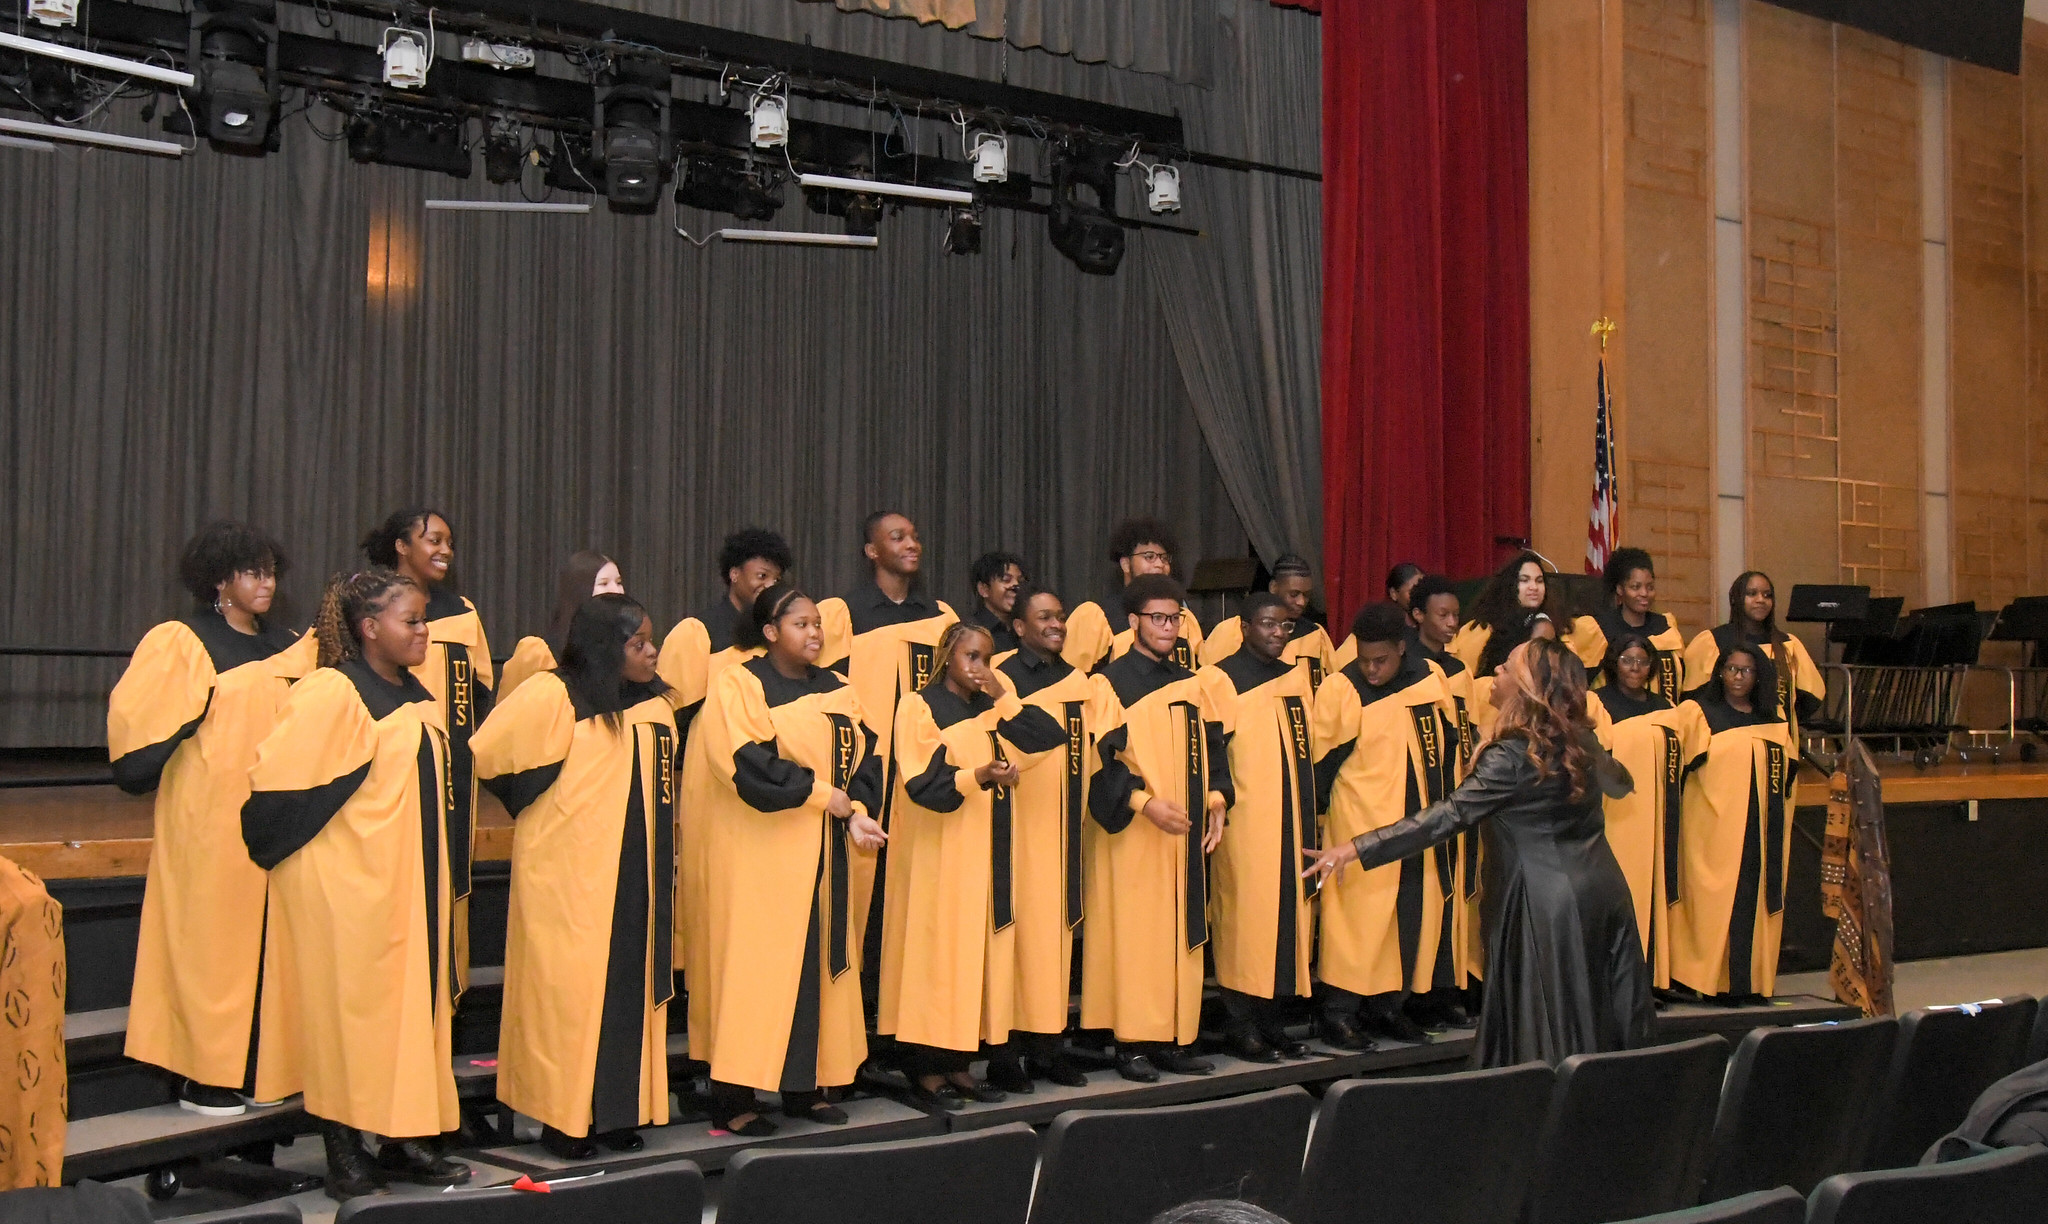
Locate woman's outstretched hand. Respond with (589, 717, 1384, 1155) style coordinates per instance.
(1302, 840, 1359, 884)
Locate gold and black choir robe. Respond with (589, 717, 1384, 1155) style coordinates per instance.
(992, 647, 1115, 1038)
(107, 613, 316, 1090)
(657, 596, 759, 1059)
(1062, 599, 1205, 673)
(475, 674, 677, 1137)
(1682, 626, 1826, 746)
(1448, 616, 1606, 676)
(967, 605, 1022, 657)
(1082, 650, 1231, 1045)
(496, 636, 556, 701)
(1418, 638, 1485, 989)
(1200, 615, 1337, 691)
(1585, 609, 1689, 702)
(696, 657, 882, 1094)
(817, 583, 957, 967)
(879, 684, 1068, 1052)
(414, 587, 493, 997)
(1312, 655, 1459, 998)
(1667, 698, 1798, 997)
(241, 661, 457, 1137)
(1197, 650, 1317, 1002)
(0, 854, 64, 1190)
(1593, 687, 1710, 987)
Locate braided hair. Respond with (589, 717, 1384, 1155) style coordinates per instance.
(313, 568, 416, 668)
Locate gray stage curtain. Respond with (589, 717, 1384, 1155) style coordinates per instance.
(1142, 0, 1321, 571)
(795, 0, 1215, 83)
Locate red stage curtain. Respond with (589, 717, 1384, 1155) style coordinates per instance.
(1321, 0, 1530, 629)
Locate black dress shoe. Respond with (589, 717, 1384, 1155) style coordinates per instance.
(710, 1109, 779, 1136)
(1153, 1046, 1214, 1076)
(594, 1128, 645, 1152)
(1267, 1034, 1315, 1059)
(1031, 1057, 1090, 1088)
(318, 1121, 384, 1201)
(540, 1126, 599, 1161)
(1224, 1028, 1281, 1064)
(376, 1140, 472, 1186)
(1439, 1000, 1474, 1028)
(1314, 1013, 1374, 1051)
(957, 1079, 1008, 1103)
(1368, 1009, 1430, 1044)
(783, 1100, 849, 1125)
(984, 1057, 1035, 1094)
(906, 1080, 965, 1111)
(1114, 1052, 1161, 1083)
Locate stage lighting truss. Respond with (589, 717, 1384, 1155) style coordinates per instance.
(380, 24, 431, 90)
(26, 0, 80, 27)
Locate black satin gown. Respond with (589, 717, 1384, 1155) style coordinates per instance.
(1351, 733, 1654, 1066)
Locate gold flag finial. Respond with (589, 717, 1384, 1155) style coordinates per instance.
(1590, 317, 1616, 351)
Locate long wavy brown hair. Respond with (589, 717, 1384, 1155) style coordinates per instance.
(1489, 637, 1595, 801)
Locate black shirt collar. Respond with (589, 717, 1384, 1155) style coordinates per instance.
(339, 657, 433, 719)
(999, 644, 1074, 698)
(701, 595, 744, 653)
(423, 585, 470, 623)
(969, 604, 1021, 653)
(1217, 644, 1291, 694)
(180, 609, 298, 672)
(744, 655, 846, 708)
(921, 680, 994, 729)
(846, 577, 940, 634)
(1100, 646, 1192, 707)
(1595, 685, 1671, 723)
(1346, 649, 1430, 705)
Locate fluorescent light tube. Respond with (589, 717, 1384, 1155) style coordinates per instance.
(0, 134, 58, 152)
(0, 117, 184, 156)
(796, 172, 972, 206)
(424, 200, 591, 213)
(0, 30, 196, 88)
(714, 228, 879, 247)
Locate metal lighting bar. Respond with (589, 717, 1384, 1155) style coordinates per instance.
(0, 117, 185, 156)
(0, 30, 196, 87)
(714, 228, 877, 248)
(424, 200, 591, 212)
(796, 172, 972, 206)
(0, 134, 58, 151)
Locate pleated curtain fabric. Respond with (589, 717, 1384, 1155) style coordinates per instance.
(800, 0, 1217, 83)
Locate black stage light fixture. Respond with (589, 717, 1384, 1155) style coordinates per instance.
(942, 205, 982, 255)
(1048, 137, 1125, 276)
(674, 156, 783, 221)
(347, 109, 471, 178)
(543, 133, 600, 195)
(186, 0, 279, 152)
(841, 192, 881, 238)
(482, 115, 523, 185)
(593, 54, 671, 212)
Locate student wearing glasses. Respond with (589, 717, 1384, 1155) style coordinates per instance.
(1199, 554, 1336, 690)
(1062, 519, 1205, 673)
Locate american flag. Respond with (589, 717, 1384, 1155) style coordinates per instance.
(1586, 354, 1617, 573)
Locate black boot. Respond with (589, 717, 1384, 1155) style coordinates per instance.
(376, 1138, 473, 1186)
(540, 1125, 599, 1161)
(318, 1121, 383, 1201)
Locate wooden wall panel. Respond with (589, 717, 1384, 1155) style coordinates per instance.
(1622, 0, 1717, 630)
(1950, 61, 2031, 608)
(2026, 33, 2048, 593)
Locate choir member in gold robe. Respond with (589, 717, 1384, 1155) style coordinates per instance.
(1063, 518, 1205, 672)
(108, 523, 315, 1116)
(1407, 575, 1483, 1014)
(0, 854, 65, 1190)
(476, 595, 677, 1160)
(1312, 603, 1460, 1046)
(363, 509, 492, 998)
(967, 551, 1027, 656)
(1084, 575, 1229, 1081)
(697, 585, 887, 1135)
(498, 551, 624, 699)
(1449, 552, 1604, 677)
(1581, 548, 1688, 702)
(1200, 555, 1337, 690)
(1387, 561, 1425, 609)
(1593, 632, 1710, 988)
(1682, 571, 1826, 747)
(816, 512, 956, 1009)
(1669, 645, 1800, 1004)
(659, 528, 790, 1059)
(984, 587, 1109, 1090)
(242, 570, 467, 1199)
(879, 622, 1070, 1105)
(1198, 594, 1318, 1063)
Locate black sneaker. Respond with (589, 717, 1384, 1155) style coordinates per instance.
(178, 1080, 248, 1116)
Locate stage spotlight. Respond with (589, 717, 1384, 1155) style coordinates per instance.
(1048, 138, 1125, 276)
(380, 27, 429, 90)
(594, 54, 670, 211)
(1146, 164, 1181, 214)
(749, 93, 787, 148)
(460, 38, 534, 71)
(27, 0, 79, 27)
(347, 109, 470, 178)
(842, 192, 881, 238)
(675, 156, 783, 221)
(969, 131, 1008, 183)
(482, 115, 522, 185)
(186, 0, 278, 151)
(543, 134, 600, 195)
(942, 206, 981, 255)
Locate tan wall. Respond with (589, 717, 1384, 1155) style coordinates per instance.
(1530, 1, 2048, 618)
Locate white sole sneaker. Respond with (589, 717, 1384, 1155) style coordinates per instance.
(178, 1097, 248, 1117)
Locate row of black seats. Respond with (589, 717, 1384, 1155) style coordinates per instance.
(70, 996, 2048, 1224)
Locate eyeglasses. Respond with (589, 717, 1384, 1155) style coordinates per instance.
(1131, 549, 1171, 565)
(1724, 665, 1755, 677)
(1137, 611, 1180, 628)
(1251, 618, 1296, 633)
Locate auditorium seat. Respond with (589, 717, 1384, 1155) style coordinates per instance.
(1290, 1061, 1554, 1224)
(1604, 1188, 1806, 1224)
(1809, 1145, 2048, 1224)
(1698, 1017, 1898, 1200)
(1520, 1035, 1731, 1224)
(717, 1123, 1038, 1224)
(1861, 995, 2038, 1170)
(332, 1160, 702, 1224)
(175, 1205, 303, 1223)
(1026, 1086, 1316, 1224)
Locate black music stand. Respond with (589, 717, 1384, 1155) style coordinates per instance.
(1989, 596, 2048, 667)
(1789, 584, 1871, 664)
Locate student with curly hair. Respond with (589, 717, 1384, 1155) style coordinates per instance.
(108, 522, 316, 1117)
(1062, 517, 1206, 673)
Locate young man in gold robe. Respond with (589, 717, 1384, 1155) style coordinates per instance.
(1084, 575, 1229, 1081)
(1063, 518, 1204, 672)
(1197, 593, 1318, 1063)
(1200, 555, 1336, 691)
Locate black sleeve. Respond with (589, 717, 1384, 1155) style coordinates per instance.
(847, 725, 884, 813)
(674, 698, 705, 741)
(903, 746, 965, 812)
(998, 705, 1069, 754)
(1087, 726, 1139, 835)
(1794, 690, 1823, 723)
(1350, 742, 1522, 870)
(1206, 719, 1236, 809)
(242, 763, 371, 870)
(110, 702, 211, 796)
(733, 739, 817, 812)
(1313, 740, 1356, 816)
(481, 763, 563, 818)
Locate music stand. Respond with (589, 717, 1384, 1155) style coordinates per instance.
(1789, 584, 1870, 664)
(1990, 596, 2048, 666)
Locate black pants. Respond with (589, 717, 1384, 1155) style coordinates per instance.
(897, 1041, 973, 1079)
(1320, 985, 1405, 1020)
